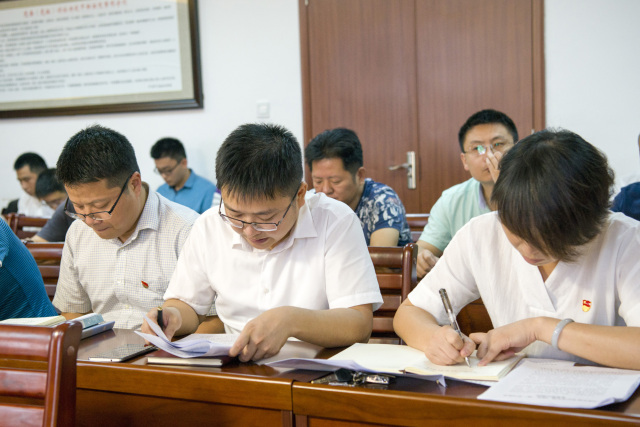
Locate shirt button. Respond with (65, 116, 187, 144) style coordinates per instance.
(264, 288, 269, 294)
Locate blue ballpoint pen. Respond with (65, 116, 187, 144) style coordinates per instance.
(439, 288, 471, 367)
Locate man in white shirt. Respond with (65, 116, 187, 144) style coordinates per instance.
(52, 125, 205, 329)
(142, 123, 383, 362)
(13, 152, 54, 218)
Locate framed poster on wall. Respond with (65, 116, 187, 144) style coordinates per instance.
(0, 0, 202, 118)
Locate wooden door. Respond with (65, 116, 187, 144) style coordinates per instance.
(300, 0, 544, 213)
(300, 0, 422, 212)
(415, 0, 544, 209)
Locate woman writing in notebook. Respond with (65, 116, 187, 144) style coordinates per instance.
(394, 129, 640, 370)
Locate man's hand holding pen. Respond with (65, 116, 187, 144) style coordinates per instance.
(141, 306, 183, 341)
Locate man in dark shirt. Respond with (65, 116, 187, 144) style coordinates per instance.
(30, 169, 75, 242)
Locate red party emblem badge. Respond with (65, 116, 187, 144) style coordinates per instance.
(582, 299, 591, 312)
(141, 281, 149, 288)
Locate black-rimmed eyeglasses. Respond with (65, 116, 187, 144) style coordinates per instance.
(154, 160, 181, 176)
(64, 172, 134, 222)
(218, 192, 298, 232)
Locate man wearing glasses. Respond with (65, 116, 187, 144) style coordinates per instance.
(142, 123, 383, 362)
(416, 109, 518, 278)
(52, 125, 205, 330)
(150, 137, 218, 214)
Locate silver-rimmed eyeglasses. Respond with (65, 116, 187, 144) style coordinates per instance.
(218, 192, 298, 232)
(64, 172, 134, 222)
(464, 141, 514, 157)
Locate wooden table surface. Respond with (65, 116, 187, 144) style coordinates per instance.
(32, 328, 640, 426)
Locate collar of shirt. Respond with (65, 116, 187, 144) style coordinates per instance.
(227, 193, 320, 254)
(114, 184, 160, 247)
(181, 169, 197, 190)
(477, 181, 489, 211)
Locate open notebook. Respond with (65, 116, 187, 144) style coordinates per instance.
(328, 343, 523, 381)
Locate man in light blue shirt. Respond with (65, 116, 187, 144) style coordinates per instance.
(151, 137, 218, 214)
(417, 109, 518, 278)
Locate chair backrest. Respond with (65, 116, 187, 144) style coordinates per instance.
(368, 243, 417, 344)
(24, 242, 64, 301)
(405, 213, 430, 242)
(0, 322, 82, 427)
(456, 298, 493, 336)
(6, 213, 49, 239)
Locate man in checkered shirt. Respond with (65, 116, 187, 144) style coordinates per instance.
(52, 125, 215, 330)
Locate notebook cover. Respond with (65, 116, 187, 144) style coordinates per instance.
(146, 349, 235, 367)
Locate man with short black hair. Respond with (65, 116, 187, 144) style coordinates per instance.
(53, 125, 205, 329)
(150, 137, 217, 214)
(416, 109, 518, 278)
(143, 123, 382, 362)
(13, 152, 54, 218)
(29, 169, 74, 243)
(305, 128, 411, 247)
(35, 168, 67, 211)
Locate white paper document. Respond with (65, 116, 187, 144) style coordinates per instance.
(267, 343, 523, 385)
(478, 359, 640, 408)
(135, 315, 238, 358)
(266, 343, 443, 382)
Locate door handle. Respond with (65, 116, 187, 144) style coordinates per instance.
(388, 151, 417, 189)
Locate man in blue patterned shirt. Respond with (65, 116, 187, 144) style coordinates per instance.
(305, 128, 411, 246)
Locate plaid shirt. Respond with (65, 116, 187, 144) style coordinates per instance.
(54, 188, 200, 329)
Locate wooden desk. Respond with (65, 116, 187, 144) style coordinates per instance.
(66, 330, 640, 426)
(75, 329, 325, 427)
(292, 376, 640, 426)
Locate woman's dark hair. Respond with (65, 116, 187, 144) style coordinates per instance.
(492, 129, 614, 262)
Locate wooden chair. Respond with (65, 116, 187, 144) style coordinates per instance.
(456, 298, 493, 336)
(368, 243, 418, 344)
(24, 242, 64, 301)
(0, 321, 82, 427)
(405, 213, 429, 242)
(6, 213, 49, 239)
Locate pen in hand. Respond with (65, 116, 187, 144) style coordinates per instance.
(157, 306, 165, 332)
(439, 288, 471, 367)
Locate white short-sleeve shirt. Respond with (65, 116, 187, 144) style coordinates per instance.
(164, 192, 383, 334)
(18, 193, 54, 218)
(53, 189, 200, 329)
(408, 212, 640, 363)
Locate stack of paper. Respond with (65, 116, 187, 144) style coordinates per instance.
(266, 343, 523, 383)
(0, 315, 66, 326)
(135, 315, 237, 358)
(478, 359, 640, 408)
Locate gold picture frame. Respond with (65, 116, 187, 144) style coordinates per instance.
(0, 0, 203, 117)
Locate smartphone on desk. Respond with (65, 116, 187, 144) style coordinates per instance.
(88, 344, 156, 362)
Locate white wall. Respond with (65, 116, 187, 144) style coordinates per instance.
(2, 0, 639, 207)
(0, 0, 303, 207)
(545, 0, 640, 189)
